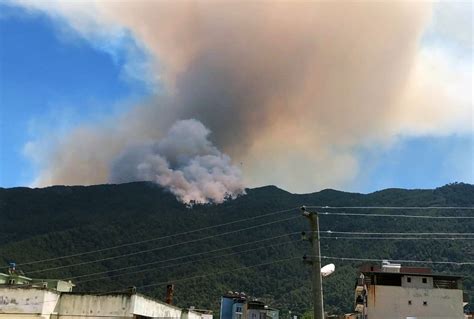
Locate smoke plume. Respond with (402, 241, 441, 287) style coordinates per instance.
(110, 119, 245, 204)
(18, 1, 472, 195)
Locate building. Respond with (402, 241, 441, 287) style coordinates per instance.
(0, 263, 74, 292)
(0, 286, 184, 318)
(353, 260, 465, 319)
(188, 307, 213, 319)
(220, 292, 279, 319)
(0, 264, 209, 319)
(247, 300, 279, 319)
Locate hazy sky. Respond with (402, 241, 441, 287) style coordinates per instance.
(0, 1, 472, 195)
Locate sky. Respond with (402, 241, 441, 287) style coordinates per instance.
(0, 1, 472, 199)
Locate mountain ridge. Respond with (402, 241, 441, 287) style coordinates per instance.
(0, 182, 473, 315)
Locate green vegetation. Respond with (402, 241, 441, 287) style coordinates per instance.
(0, 182, 473, 315)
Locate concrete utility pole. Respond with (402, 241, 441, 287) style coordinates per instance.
(301, 206, 324, 319)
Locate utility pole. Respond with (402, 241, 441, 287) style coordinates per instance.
(301, 206, 324, 319)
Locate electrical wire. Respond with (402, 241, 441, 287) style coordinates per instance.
(320, 236, 474, 240)
(319, 212, 474, 219)
(322, 231, 474, 236)
(75, 238, 303, 284)
(27, 215, 300, 275)
(306, 206, 474, 210)
(67, 232, 301, 281)
(11, 206, 300, 269)
(320, 256, 474, 266)
(120, 256, 300, 292)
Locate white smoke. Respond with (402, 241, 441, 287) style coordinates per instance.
(13, 1, 473, 194)
(110, 119, 245, 204)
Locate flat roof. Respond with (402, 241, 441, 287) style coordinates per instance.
(60, 291, 183, 310)
(0, 284, 61, 293)
(361, 270, 463, 279)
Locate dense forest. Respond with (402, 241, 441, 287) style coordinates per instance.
(0, 182, 473, 315)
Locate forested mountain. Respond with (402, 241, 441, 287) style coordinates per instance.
(0, 182, 473, 315)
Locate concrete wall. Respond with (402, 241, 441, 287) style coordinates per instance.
(247, 309, 262, 319)
(0, 288, 187, 319)
(131, 294, 182, 318)
(366, 285, 464, 319)
(57, 293, 132, 318)
(0, 287, 60, 319)
(181, 309, 202, 319)
(402, 275, 433, 289)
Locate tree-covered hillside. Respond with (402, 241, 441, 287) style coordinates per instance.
(0, 182, 473, 315)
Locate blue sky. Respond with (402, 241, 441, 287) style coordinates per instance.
(0, 4, 149, 186)
(0, 2, 472, 193)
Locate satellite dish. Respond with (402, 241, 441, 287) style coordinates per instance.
(321, 263, 335, 277)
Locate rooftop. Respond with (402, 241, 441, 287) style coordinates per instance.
(359, 264, 463, 279)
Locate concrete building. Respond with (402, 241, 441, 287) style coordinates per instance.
(220, 292, 279, 319)
(353, 261, 465, 319)
(0, 286, 189, 319)
(0, 264, 74, 292)
(188, 307, 213, 319)
(247, 301, 279, 319)
(0, 264, 208, 319)
(0, 286, 60, 319)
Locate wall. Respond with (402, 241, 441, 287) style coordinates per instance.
(220, 297, 234, 319)
(0, 289, 186, 319)
(232, 302, 245, 319)
(130, 294, 182, 318)
(181, 309, 202, 319)
(247, 309, 262, 319)
(0, 287, 60, 319)
(366, 285, 464, 319)
(401, 275, 433, 289)
(57, 293, 132, 318)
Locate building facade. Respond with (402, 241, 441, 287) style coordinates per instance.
(354, 261, 465, 319)
(220, 292, 279, 319)
(0, 286, 186, 319)
(0, 265, 74, 292)
(0, 263, 215, 319)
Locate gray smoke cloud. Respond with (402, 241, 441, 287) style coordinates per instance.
(17, 1, 472, 194)
(110, 119, 245, 204)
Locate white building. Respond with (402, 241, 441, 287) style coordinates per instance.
(0, 286, 206, 319)
(0, 263, 214, 319)
(0, 266, 74, 292)
(354, 261, 465, 319)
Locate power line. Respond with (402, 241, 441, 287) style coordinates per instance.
(12, 206, 299, 269)
(320, 256, 474, 266)
(319, 212, 474, 219)
(322, 231, 474, 236)
(134, 256, 299, 291)
(70, 232, 474, 283)
(75, 238, 303, 284)
(124, 251, 473, 297)
(25, 253, 474, 307)
(27, 215, 300, 275)
(320, 236, 474, 240)
(307, 206, 474, 210)
(67, 232, 301, 281)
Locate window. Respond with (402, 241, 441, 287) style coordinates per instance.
(407, 277, 411, 283)
(422, 278, 427, 284)
(236, 307, 242, 314)
(408, 300, 412, 305)
(423, 301, 428, 306)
